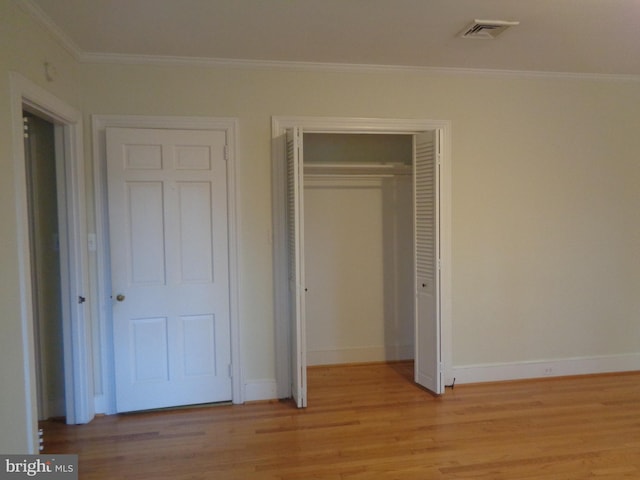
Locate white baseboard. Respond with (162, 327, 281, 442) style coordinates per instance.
(99, 353, 639, 408)
(244, 380, 278, 402)
(307, 345, 413, 366)
(96, 382, 279, 409)
(451, 353, 640, 385)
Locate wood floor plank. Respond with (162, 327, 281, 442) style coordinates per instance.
(41, 362, 640, 479)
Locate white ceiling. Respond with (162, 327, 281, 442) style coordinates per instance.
(24, 0, 640, 77)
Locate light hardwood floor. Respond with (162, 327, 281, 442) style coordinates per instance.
(42, 362, 640, 479)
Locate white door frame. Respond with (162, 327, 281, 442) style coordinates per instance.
(271, 116, 453, 398)
(10, 73, 91, 452)
(92, 115, 243, 414)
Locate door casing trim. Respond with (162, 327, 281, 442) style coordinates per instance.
(10, 72, 91, 452)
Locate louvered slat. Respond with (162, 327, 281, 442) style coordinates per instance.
(415, 136, 436, 282)
(286, 134, 297, 282)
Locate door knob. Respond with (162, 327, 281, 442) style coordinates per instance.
(115, 294, 125, 302)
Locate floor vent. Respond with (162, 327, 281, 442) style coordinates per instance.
(459, 19, 520, 39)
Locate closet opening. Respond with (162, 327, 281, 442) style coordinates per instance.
(273, 116, 451, 409)
(303, 133, 415, 373)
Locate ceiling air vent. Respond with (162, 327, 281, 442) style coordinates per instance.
(459, 19, 520, 39)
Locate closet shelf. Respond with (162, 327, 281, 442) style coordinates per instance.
(304, 162, 412, 176)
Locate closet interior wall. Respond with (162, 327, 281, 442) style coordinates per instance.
(303, 133, 414, 366)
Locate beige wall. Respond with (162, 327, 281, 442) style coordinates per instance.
(3, 0, 640, 453)
(81, 62, 640, 380)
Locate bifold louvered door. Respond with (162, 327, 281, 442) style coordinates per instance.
(414, 130, 443, 394)
(286, 127, 307, 408)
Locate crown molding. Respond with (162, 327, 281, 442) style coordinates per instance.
(80, 52, 640, 82)
(18, 0, 83, 61)
(19, 0, 640, 83)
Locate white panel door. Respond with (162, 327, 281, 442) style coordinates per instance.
(107, 127, 232, 412)
(414, 130, 443, 394)
(286, 127, 307, 408)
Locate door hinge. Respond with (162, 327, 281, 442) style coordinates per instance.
(23, 117, 30, 139)
(228, 363, 232, 378)
(224, 145, 229, 161)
